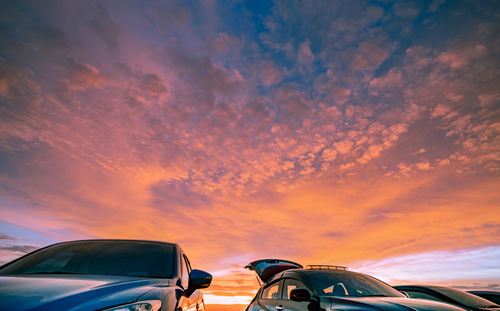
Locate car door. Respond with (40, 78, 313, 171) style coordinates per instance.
(258, 279, 285, 311)
(180, 252, 200, 311)
(280, 277, 312, 311)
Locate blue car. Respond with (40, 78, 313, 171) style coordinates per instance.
(0, 239, 212, 311)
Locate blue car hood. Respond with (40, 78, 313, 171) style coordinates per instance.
(329, 296, 466, 310)
(0, 275, 174, 311)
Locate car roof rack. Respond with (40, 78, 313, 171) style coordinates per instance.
(306, 265, 348, 270)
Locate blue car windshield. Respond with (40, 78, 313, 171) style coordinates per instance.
(0, 240, 176, 278)
(306, 270, 405, 298)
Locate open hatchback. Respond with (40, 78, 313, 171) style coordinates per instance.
(243, 259, 465, 311)
(245, 259, 303, 283)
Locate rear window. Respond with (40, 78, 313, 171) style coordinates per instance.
(0, 240, 176, 278)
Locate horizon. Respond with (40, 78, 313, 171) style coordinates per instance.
(0, 0, 499, 308)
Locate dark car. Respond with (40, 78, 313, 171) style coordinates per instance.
(467, 291, 500, 305)
(0, 239, 212, 311)
(394, 285, 500, 311)
(245, 259, 464, 311)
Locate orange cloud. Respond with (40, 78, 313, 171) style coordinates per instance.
(1, 1, 499, 306)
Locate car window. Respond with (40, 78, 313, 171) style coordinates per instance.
(282, 278, 309, 300)
(405, 290, 443, 302)
(0, 241, 176, 278)
(262, 281, 281, 300)
(183, 255, 192, 274)
(180, 253, 190, 288)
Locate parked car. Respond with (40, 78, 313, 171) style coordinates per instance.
(394, 285, 500, 311)
(468, 291, 500, 305)
(244, 259, 464, 311)
(0, 239, 212, 311)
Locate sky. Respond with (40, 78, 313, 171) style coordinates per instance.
(0, 0, 499, 308)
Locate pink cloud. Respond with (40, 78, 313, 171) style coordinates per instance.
(369, 69, 402, 88)
(259, 61, 283, 86)
(334, 140, 354, 154)
(350, 41, 389, 72)
(297, 40, 314, 66)
(213, 33, 241, 54)
(415, 161, 431, 170)
(437, 44, 487, 69)
(322, 148, 337, 162)
(330, 84, 351, 104)
(431, 104, 451, 118)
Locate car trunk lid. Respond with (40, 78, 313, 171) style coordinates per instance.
(245, 259, 302, 283)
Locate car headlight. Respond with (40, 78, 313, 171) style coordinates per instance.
(102, 300, 162, 311)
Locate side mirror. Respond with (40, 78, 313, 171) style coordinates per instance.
(189, 269, 212, 291)
(290, 288, 311, 302)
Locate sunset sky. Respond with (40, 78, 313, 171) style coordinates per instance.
(0, 0, 499, 309)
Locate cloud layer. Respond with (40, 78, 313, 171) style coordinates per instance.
(0, 0, 499, 305)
